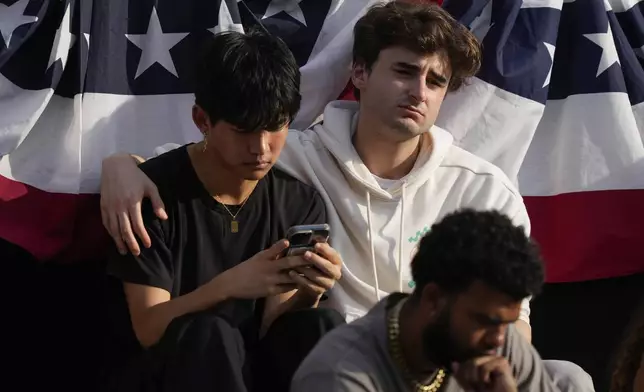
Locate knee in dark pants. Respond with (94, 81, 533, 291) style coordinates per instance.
(155, 313, 249, 392)
(269, 308, 346, 335)
(263, 308, 345, 357)
(161, 312, 244, 358)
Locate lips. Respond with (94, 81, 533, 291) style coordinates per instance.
(245, 161, 270, 168)
(399, 105, 424, 117)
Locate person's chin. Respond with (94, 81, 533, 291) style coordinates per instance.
(239, 164, 272, 180)
(391, 118, 425, 136)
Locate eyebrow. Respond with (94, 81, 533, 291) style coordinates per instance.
(428, 70, 449, 86)
(393, 61, 449, 86)
(474, 313, 518, 326)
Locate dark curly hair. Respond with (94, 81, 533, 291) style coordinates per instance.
(194, 28, 301, 133)
(352, 2, 481, 95)
(411, 209, 544, 300)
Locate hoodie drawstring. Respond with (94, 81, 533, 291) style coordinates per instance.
(398, 185, 406, 292)
(366, 191, 380, 301)
(366, 183, 408, 302)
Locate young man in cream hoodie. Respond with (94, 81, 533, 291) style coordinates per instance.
(102, 1, 529, 339)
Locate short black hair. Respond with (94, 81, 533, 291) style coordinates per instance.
(194, 28, 301, 132)
(411, 209, 544, 301)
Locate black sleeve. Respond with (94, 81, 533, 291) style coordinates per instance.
(106, 200, 174, 293)
(298, 191, 328, 227)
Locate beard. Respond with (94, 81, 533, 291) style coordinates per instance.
(420, 309, 489, 369)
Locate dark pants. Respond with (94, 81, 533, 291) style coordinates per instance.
(106, 307, 345, 392)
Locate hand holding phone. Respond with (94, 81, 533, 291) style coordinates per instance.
(280, 224, 341, 301)
(282, 224, 331, 257)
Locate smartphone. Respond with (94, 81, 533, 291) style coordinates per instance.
(282, 224, 331, 257)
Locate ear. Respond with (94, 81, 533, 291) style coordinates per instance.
(192, 104, 210, 134)
(419, 283, 448, 319)
(351, 62, 369, 91)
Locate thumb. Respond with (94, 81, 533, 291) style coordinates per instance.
(263, 239, 289, 259)
(147, 184, 167, 220)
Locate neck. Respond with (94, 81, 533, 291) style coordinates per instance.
(353, 113, 422, 180)
(398, 299, 437, 377)
(188, 143, 257, 205)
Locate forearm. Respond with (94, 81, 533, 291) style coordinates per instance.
(133, 279, 229, 347)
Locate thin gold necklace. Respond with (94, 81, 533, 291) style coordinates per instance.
(193, 146, 254, 233)
(214, 194, 251, 233)
(387, 298, 446, 392)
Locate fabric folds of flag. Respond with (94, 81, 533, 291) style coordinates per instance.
(0, 0, 382, 262)
(439, 0, 644, 282)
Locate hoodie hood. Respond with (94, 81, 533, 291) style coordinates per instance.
(314, 100, 455, 200)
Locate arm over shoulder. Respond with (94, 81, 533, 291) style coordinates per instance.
(275, 129, 321, 185)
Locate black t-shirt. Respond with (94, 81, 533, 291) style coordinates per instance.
(107, 144, 327, 334)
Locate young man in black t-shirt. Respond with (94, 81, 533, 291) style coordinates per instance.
(105, 30, 344, 392)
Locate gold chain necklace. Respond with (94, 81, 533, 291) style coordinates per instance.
(214, 195, 251, 233)
(387, 298, 446, 392)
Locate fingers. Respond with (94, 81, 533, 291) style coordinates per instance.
(130, 201, 151, 249)
(269, 283, 298, 296)
(313, 243, 342, 267)
(288, 270, 328, 296)
(302, 250, 342, 280)
(291, 266, 336, 291)
(478, 357, 512, 386)
(148, 185, 168, 220)
(274, 254, 311, 271)
(453, 356, 499, 390)
(119, 211, 141, 256)
(106, 212, 127, 255)
(272, 270, 297, 285)
(263, 239, 290, 260)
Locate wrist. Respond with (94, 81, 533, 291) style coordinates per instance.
(102, 152, 139, 169)
(292, 290, 322, 309)
(195, 273, 232, 309)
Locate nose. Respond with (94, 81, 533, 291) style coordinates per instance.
(408, 77, 429, 104)
(484, 326, 506, 349)
(248, 130, 269, 156)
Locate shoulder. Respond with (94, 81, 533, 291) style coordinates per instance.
(266, 166, 324, 203)
(139, 144, 191, 191)
(292, 323, 379, 390)
(500, 323, 542, 364)
(286, 126, 324, 147)
(433, 141, 530, 231)
(439, 144, 522, 200)
(281, 127, 326, 164)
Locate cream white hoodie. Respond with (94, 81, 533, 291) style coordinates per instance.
(152, 100, 532, 324)
(276, 101, 532, 323)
